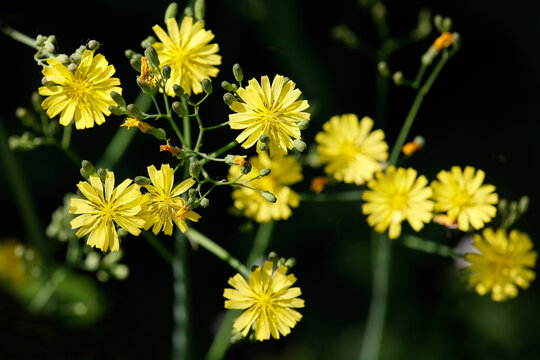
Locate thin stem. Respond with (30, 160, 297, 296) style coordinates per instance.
(401, 234, 459, 258)
(182, 97, 192, 149)
(167, 115, 187, 147)
(359, 232, 391, 360)
(300, 190, 364, 202)
(203, 121, 230, 131)
(60, 122, 73, 149)
(199, 141, 239, 166)
(1, 23, 39, 49)
(142, 231, 173, 266)
(172, 230, 192, 360)
(29, 267, 68, 312)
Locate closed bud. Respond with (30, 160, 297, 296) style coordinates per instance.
(223, 92, 235, 106)
(221, 81, 235, 92)
(130, 55, 142, 72)
(498, 198, 508, 212)
(433, 14, 444, 32)
(144, 46, 160, 68)
(441, 17, 453, 32)
(232, 63, 243, 83)
(117, 228, 128, 239)
(261, 191, 277, 203)
(141, 36, 156, 49)
(55, 54, 69, 64)
(162, 64, 172, 80)
(200, 198, 210, 208)
(259, 168, 271, 177)
(518, 195, 529, 214)
(258, 142, 269, 151)
(165, 2, 178, 22)
(127, 104, 144, 118)
(202, 78, 213, 94)
(259, 134, 270, 144)
(241, 162, 252, 174)
(87, 40, 100, 51)
(108, 105, 126, 116)
(194, 0, 206, 22)
(184, 7, 194, 17)
(377, 61, 390, 77)
(392, 71, 404, 85)
(110, 91, 126, 107)
(173, 84, 185, 97)
(80, 160, 96, 179)
(15, 107, 37, 129)
(124, 49, 136, 59)
(172, 101, 187, 117)
(97, 168, 108, 181)
(67, 63, 78, 72)
(421, 47, 438, 66)
(284, 257, 297, 268)
(296, 119, 310, 130)
(148, 127, 167, 140)
(189, 160, 200, 178)
(293, 139, 307, 152)
(134, 176, 152, 186)
(267, 251, 279, 262)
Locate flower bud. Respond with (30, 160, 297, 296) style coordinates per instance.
(293, 139, 307, 152)
(130, 55, 142, 72)
(164, 2, 178, 21)
(223, 92, 235, 106)
(55, 54, 69, 64)
(241, 162, 252, 174)
(261, 191, 277, 203)
(141, 36, 156, 49)
(441, 17, 453, 32)
(134, 176, 152, 186)
(124, 49, 136, 59)
(296, 119, 310, 130)
(112, 264, 130, 280)
(259, 168, 271, 177)
(184, 6, 194, 17)
(162, 64, 172, 80)
(232, 63, 243, 83)
(284, 257, 297, 268)
(148, 127, 167, 140)
(267, 251, 279, 262)
(258, 142, 269, 151)
(108, 105, 126, 116)
(127, 104, 144, 119)
(221, 81, 235, 92)
(87, 40, 100, 51)
(433, 14, 444, 32)
(97, 168, 108, 181)
(110, 91, 126, 107)
(200, 198, 210, 208)
(67, 63, 78, 72)
(80, 160, 96, 179)
(172, 101, 187, 117)
(259, 134, 270, 144)
(518, 195, 529, 215)
(189, 160, 200, 178)
(117, 228, 128, 239)
(173, 84, 185, 97)
(377, 61, 390, 77)
(144, 46, 160, 69)
(392, 71, 404, 86)
(15, 107, 38, 129)
(202, 78, 213, 94)
(194, 0, 206, 22)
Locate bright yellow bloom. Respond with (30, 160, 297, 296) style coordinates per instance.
(39, 49, 121, 129)
(228, 75, 310, 157)
(152, 17, 221, 96)
(229, 152, 302, 222)
(362, 166, 434, 239)
(465, 228, 536, 301)
(69, 172, 145, 252)
(140, 164, 200, 235)
(121, 118, 152, 132)
(316, 114, 388, 185)
(224, 260, 304, 341)
(431, 166, 498, 232)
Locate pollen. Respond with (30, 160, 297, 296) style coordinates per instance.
(175, 205, 191, 220)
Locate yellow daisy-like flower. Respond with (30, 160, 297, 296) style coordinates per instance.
(465, 228, 537, 301)
(229, 152, 302, 222)
(223, 260, 305, 341)
(315, 114, 388, 185)
(362, 166, 434, 239)
(152, 16, 221, 96)
(140, 164, 200, 235)
(431, 166, 498, 232)
(69, 172, 145, 252)
(228, 75, 310, 157)
(39, 49, 121, 129)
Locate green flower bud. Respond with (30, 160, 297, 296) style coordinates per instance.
(258, 142, 269, 151)
(108, 105, 126, 116)
(173, 84, 185, 97)
(117, 228, 128, 239)
(144, 46, 160, 69)
(130, 54, 142, 72)
(221, 81, 235, 92)
(259, 168, 271, 177)
(172, 101, 187, 117)
(202, 78, 213, 94)
(15, 107, 38, 129)
(87, 40, 100, 51)
(110, 91, 126, 107)
(84, 252, 101, 271)
(377, 61, 390, 77)
(127, 104, 144, 118)
(184, 6, 194, 17)
(35, 35, 46, 47)
(441, 17, 453, 32)
(241, 162, 252, 174)
(259, 134, 270, 144)
(141, 36, 156, 50)
(296, 119, 310, 130)
(223, 92, 235, 106)
(164, 2, 178, 22)
(148, 127, 167, 140)
(498, 198, 508, 212)
(194, 0, 206, 22)
(518, 195, 530, 214)
(293, 139, 307, 152)
(188, 188, 197, 199)
(267, 251, 279, 262)
(232, 63, 243, 83)
(284, 257, 297, 268)
(80, 160, 96, 179)
(55, 54, 69, 64)
(134, 176, 152, 186)
(124, 49, 136, 59)
(433, 14, 444, 32)
(189, 160, 201, 178)
(162, 64, 172, 80)
(392, 71, 404, 85)
(200, 198, 210, 208)
(97, 168, 108, 181)
(261, 191, 277, 203)
(67, 63, 78, 72)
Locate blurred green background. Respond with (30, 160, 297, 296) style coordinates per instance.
(2, 0, 540, 359)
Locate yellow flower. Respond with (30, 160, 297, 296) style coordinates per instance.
(228, 75, 310, 157)
(69, 172, 145, 252)
(465, 228, 537, 301)
(140, 164, 200, 235)
(362, 166, 434, 239)
(229, 152, 302, 222)
(223, 260, 304, 341)
(315, 114, 388, 185)
(152, 17, 221, 96)
(39, 49, 121, 129)
(431, 166, 498, 232)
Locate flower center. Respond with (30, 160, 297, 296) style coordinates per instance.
(490, 254, 510, 275)
(98, 201, 116, 220)
(389, 192, 409, 210)
(66, 78, 90, 103)
(256, 292, 273, 309)
(453, 190, 472, 208)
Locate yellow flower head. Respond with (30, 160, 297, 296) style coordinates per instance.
(140, 164, 200, 235)
(431, 166, 498, 232)
(362, 166, 434, 239)
(316, 114, 388, 185)
(224, 260, 305, 341)
(69, 172, 145, 252)
(152, 16, 221, 96)
(121, 118, 152, 133)
(465, 228, 537, 301)
(228, 75, 310, 157)
(229, 152, 302, 223)
(39, 49, 121, 129)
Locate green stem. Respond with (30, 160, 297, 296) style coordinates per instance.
(199, 141, 238, 166)
(359, 232, 391, 360)
(182, 97, 192, 149)
(1, 23, 39, 49)
(29, 267, 68, 312)
(142, 231, 173, 266)
(204, 222, 275, 360)
(388, 51, 450, 165)
(172, 230, 192, 360)
(61, 122, 73, 149)
(300, 190, 364, 202)
(401, 234, 459, 258)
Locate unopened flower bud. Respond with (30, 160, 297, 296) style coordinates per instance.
(202, 78, 213, 94)
(172, 101, 187, 117)
(55, 54, 69, 64)
(134, 176, 152, 186)
(223, 92, 235, 106)
(130, 55, 142, 72)
(80, 160, 96, 179)
(241, 162, 252, 174)
(221, 81, 235, 92)
(259, 168, 271, 177)
(267, 251, 279, 262)
(194, 0, 206, 22)
(173, 84, 185, 97)
(284, 257, 297, 268)
(141, 36, 156, 50)
(87, 40, 100, 51)
(67, 63, 78, 72)
(200, 198, 210, 208)
(258, 142, 269, 151)
(293, 139, 307, 152)
(127, 104, 144, 118)
(108, 105, 126, 116)
(296, 119, 310, 130)
(117, 228, 128, 239)
(189, 160, 200, 178)
(112, 264, 130, 280)
(261, 191, 277, 203)
(144, 46, 160, 69)
(232, 63, 243, 83)
(148, 127, 167, 141)
(433, 14, 444, 32)
(259, 134, 270, 144)
(518, 196, 529, 215)
(110, 91, 126, 107)
(15, 107, 37, 129)
(377, 61, 390, 77)
(124, 49, 136, 59)
(162, 64, 172, 80)
(392, 71, 404, 85)
(97, 168, 108, 181)
(441, 17, 453, 32)
(184, 7, 194, 17)
(165, 2, 178, 21)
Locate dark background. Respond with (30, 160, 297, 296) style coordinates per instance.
(2, 0, 540, 359)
